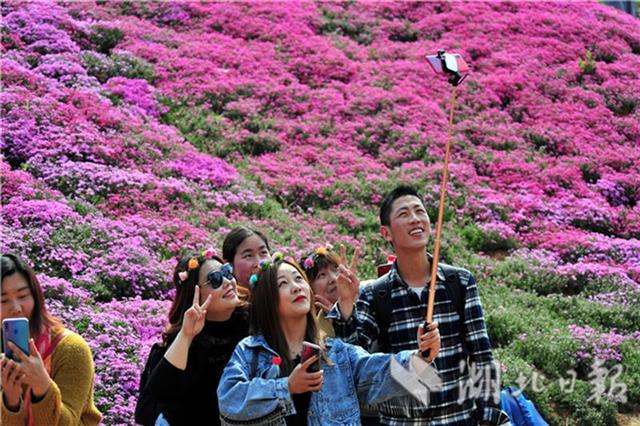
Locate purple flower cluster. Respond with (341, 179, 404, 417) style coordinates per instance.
(569, 324, 640, 363)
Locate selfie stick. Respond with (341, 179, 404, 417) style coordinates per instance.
(423, 50, 467, 358)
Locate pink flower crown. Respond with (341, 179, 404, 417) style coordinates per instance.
(302, 243, 334, 270)
(248, 251, 296, 287)
(177, 248, 218, 285)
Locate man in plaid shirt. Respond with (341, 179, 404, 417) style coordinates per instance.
(328, 185, 506, 425)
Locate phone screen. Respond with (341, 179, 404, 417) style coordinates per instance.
(426, 54, 444, 74)
(301, 341, 320, 373)
(2, 318, 30, 361)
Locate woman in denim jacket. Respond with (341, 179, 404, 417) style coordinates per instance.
(217, 253, 441, 425)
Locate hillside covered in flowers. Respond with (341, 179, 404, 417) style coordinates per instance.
(1, 1, 639, 424)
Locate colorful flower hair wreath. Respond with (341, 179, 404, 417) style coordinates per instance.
(248, 251, 296, 287)
(302, 243, 334, 270)
(177, 248, 218, 285)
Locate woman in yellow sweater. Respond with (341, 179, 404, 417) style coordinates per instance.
(1, 254, 101, 426)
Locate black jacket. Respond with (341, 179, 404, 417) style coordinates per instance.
(148, 310, 249, 426)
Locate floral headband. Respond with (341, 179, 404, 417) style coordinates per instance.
(178, 248, 218, 285)
(302, 243, 334, 270)
(248, 251, 295, 287)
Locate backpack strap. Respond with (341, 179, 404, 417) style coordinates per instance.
(369, 276, 393, 353)
(439, 264, 468, 355)
(370, 265, 467, 355)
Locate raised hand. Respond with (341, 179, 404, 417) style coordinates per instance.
(288, 355, 323, 394)
(1, 354, 25, 409)
(314, 294, 333, 314)
(181, 285, 212, 339)
(416, 322, 440, 362)
(6, 339, 52, 398)
(339, 244, 361, 276)
(336, 264, 360, 319)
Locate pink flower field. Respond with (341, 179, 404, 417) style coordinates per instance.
(1, 1, 639, 424)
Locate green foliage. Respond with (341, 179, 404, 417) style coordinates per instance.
(240, 132, 281, 156)
(548, 381, 618, 426)
(160, 101, 227, 155)
(512, 329, 579, 377)
(318, 7, 375, 45)
(82, 52, 157, 84)
(388, 20, 419, 42)
(619, 340, 640, 411)
(460, 222, 519, 253)
(73, 315, 92, 334)
(578, 50, 597, 75)
(544, 295, 640, 334)
(580, 163, 601, 184)
(88, 25, 124, 54)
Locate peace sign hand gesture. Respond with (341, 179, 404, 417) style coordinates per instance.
(181, 285, 212, 339)
(339, 244, 361, 278)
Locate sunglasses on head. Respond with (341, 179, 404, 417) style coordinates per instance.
(205, 263, 234, 289)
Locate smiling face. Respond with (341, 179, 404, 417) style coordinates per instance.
(310, 263, 339, 305)
(198, 260, 238, 320)
(1, 272, 35, 323)
(232, 235, 271, 288)
(380, 195, 431, 252)
(276, 263, 311, 320)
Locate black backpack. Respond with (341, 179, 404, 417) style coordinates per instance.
(369, 263, 466, 354)
(135, 343, 166, 426)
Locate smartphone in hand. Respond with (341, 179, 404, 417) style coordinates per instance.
(301, 341, 321, 373)
(2, 318, 30, 361)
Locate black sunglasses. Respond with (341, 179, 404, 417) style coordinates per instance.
(205, 263, 234, 289)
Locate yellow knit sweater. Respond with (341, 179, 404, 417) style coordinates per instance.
(1, 329, 102, 426)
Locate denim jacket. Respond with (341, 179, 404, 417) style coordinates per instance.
(217, 335, 415, 425)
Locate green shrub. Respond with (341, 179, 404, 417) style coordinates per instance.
(318, 6, 375, 45)
(460, 223, 519, 253)
(544, 295, 640, 334)
(548, 380, 618, 426)
(240, 132, 281, 156)
(578, 50, 597, 75)
(511, 328, 579, 378)
(160, 102, 228, 155)
(88, 25, 124, 54)
(82, 52, 156, 84)
(619, 340, 640, 411)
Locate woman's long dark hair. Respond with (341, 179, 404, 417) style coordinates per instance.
(250, 258, 325, 376)
(1, 253, 62, 337)
(162, 252, 248, 345)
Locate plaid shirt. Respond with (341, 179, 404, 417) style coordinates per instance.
(327, 262, 505, 426)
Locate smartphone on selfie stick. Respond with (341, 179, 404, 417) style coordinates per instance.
(426, 49, 469, 86)
(2, 318, 30, 361)
(301, 341, 321, 373)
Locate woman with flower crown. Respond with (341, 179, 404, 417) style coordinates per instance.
(217, 253, 440, 425)
(136, 249, 250, 426)
(299, 244, 361, 337)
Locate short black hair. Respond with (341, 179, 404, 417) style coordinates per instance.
(379, 185, 425, 226)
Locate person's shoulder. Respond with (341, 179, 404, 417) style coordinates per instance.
(52, 328, 93, 361)
(55, 328, 87, 346)
(325, 336, 352, 352)
(361, 273, 391, 296)
(439, 263, 474, 283)
(236, 334, 267, 351)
